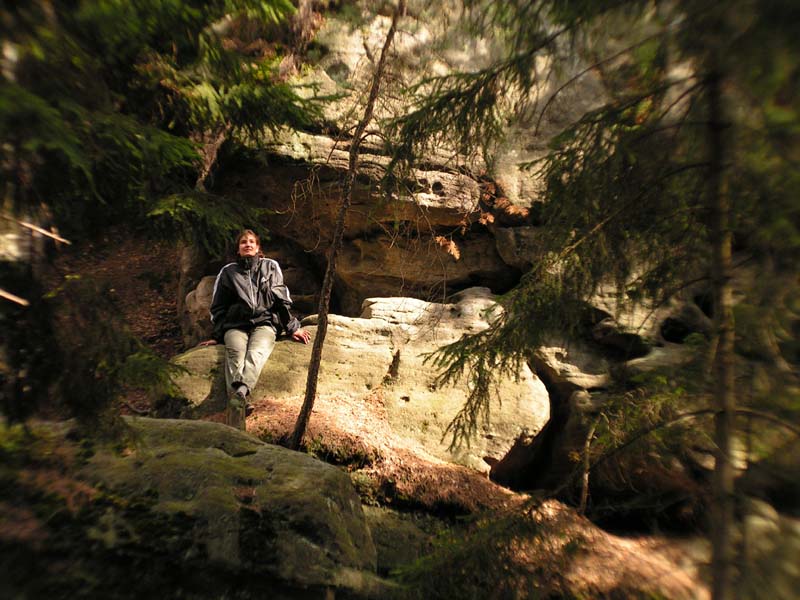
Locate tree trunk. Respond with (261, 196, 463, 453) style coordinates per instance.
(707, 60, 736, 600)
(289, 0, 407, 450)
(193, 123, 229, 192)
(292, 0, 315, 52)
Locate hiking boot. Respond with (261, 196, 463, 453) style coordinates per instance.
(245, 402, 255, 417)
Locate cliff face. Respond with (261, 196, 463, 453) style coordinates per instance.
(195, 3, 605, 316)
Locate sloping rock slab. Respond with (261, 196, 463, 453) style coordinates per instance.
(79, 417, 383, 597)
(174, 287, 549, 473)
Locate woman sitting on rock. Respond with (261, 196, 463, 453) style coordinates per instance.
(200, 229, 310, 416)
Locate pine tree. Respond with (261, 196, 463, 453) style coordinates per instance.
(289, 0, 408, 450)
(386, 2, 800, 598)
(0, 0, 322, 424)
(1, 0, 319, 251)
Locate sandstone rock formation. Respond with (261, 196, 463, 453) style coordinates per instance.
(190, 6, 606, 319)
(173, 287, 549, 473)
(735, 498, 800, 600)
(180, 265, 717, 510)
(2, 406, 713, 600)
(2, 417, 386, 599)
(87, 418, 381, 594)
(489, 313, 712, 527)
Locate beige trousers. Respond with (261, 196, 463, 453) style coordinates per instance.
(223, 326, 277, 395)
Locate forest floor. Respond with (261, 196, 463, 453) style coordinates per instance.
(54, 231, 182, 359)
(245, 389, 708, 599)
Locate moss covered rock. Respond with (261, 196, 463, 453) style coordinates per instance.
(1, 417, 386, 599)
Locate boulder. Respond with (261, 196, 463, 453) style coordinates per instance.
(492, 226, 544, 271)
(535, 341, 612, 391)
(177, 241, 211, 347)
(87, 418, 383, 594)
(183, 275, 216, 346)
(173, 287, 550, 473)
(660, 302, 713, 343)
(3, 417, 385, 599)
(335, 234, 518, 314)
(736, 499, 800, 600)
(361, 505, 433, 576)
(738, 436, 800, 514)
(260, 131, 482, 238)
(491, 338, 708, 528)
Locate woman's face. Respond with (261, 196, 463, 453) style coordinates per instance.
(238, 234, 260, 257)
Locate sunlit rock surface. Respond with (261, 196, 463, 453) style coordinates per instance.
(206, 6, 605, 315)
(174, 287, 550, 473)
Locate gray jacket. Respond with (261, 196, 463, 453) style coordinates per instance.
(210, 256, 300, 342)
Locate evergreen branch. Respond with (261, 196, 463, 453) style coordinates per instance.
(432, 155, 714, 449)
(531, 0, 720, 137)
(441, 365, 493, 450)
(655, 80, 705, 123)
(732, 408, 800, 438)
(531, 401, 800, 514)
(386, 24, 571, 171)
(625, 273, 712, 336)
(427, 267, 589, 448)
(556, 162, 712, 261)
(588, 408, 800, 477)
(577, 76, 698, 129)
(534, 31, 668, 134)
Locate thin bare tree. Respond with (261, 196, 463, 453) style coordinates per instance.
(289, 0, 408, 450)
(706, 57, 736, 600)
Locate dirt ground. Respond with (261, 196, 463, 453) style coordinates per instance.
(53, 232, 182, 359)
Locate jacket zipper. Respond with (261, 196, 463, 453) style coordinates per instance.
(247, 261, 258, 317)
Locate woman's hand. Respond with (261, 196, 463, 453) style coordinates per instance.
(198, 339, 218, 347)
(292, 329, 311, 344)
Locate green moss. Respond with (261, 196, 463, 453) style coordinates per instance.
(350, 471, 381, 505)
(0, 422, 28, 457)
(3, 416, 383, 598)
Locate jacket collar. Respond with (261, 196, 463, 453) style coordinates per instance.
(238, 256, 260, 271)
